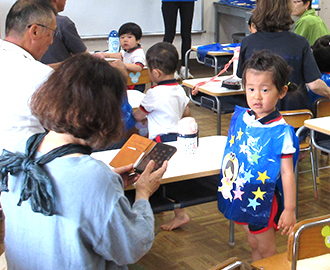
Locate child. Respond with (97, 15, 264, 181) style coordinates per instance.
(95, 22, 146, 92)
(310, 35, 330, 105)
(134, 42, 190, 231)
(218, 50, 299, 262)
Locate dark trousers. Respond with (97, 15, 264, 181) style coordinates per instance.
(161, 1, 195, 67)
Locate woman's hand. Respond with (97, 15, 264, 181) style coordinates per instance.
(113, 164, 139, 189)
(135, 160, 168, 201)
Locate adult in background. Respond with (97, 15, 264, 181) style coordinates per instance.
(161, 0, 197, 79)
(0, 0, 56, 152)
(41, 0, 87, 67)
(0, 54, 168, 270)
(237, 0, 330, 111)
(292, 0, 329, 46)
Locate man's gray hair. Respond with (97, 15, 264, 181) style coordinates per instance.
(5, 0, 56, 37)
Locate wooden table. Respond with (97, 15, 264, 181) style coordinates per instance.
(182, 76, 244, 135)
(304, 116, 330, 136)
(91, 135, 236, 245)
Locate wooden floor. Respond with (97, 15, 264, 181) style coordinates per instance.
(129, 60, 330, 270)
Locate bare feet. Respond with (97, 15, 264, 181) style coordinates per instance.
(161, 209, 190, 231)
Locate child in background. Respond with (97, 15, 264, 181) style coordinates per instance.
(218, 50, 299, 262)
(95, 22, 146, 92)
(310, 35, 330, 105)
(134, 42, 190, 231)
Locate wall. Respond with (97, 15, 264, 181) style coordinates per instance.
(1, 1, 329, 60)
(85, 0, 217, 58)
(319, 0, 330, 28)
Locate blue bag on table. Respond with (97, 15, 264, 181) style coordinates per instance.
(197, 43, 240, 62)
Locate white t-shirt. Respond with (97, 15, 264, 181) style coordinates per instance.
(0, 39, 53, 152)
(140, 80, 190, 139)
(121, 45, 146, 67)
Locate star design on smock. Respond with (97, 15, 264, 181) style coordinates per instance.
(239, 141, 248, 154)
(237, 128, 243, 140)
(235, 176, 245, 189)
(257, 170, 270, 184)
(247, 198, 261, 210)
(233, 188, 245, 200)
(252, 187, 266, 200)
(251, 152, 261, 164)
(229, 135, 235, 147)
(244, 169, 253, 183)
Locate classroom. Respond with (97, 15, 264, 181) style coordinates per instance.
(0, 0, 330, 269)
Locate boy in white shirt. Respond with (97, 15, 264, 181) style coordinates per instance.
(134, 42, 190, 230)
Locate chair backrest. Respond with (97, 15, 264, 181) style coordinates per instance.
(313, 97, 330, 118)
(208, 257, 244, 270)
(312, 98, 330, 142)
(280, 109, 313, 129)
(287, 214, 330, 269)
(127, 68, 151, 86)
(280, 109, 313, 151)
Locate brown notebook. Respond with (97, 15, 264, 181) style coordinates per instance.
(110, 134, 176, 173)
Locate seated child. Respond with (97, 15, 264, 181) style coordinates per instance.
(310, 35, 330, 105)
(134, 42, 190, 231)
(95, 22, 146, 92)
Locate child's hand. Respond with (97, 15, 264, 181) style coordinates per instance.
(93, 52, 106, 59)
(278, 208, 296, 235)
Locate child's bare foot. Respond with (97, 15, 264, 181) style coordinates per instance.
(161, 209, 190, 231)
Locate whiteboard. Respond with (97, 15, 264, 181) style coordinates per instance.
(1, 0, 203, 39)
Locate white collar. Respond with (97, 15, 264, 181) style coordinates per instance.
(0, 39, 35, 60)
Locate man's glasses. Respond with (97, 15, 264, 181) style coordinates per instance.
(27, 23, 58, 37)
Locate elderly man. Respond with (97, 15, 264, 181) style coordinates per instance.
(0, 0, 56, 152)
(41, 0, 87, 66)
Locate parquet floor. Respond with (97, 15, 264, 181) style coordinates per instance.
(129, 60, 330, 270)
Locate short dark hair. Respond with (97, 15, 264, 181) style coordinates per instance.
(302, 0, 312, 9)
(146, 42, 179, 75)
(312, 35, 330, 73)
(118, 22, 142, 40)
(5, 0, 56, 37)
(242, 50, 297, 94)
(252, 0, 294, 32)
(30, 54, 126, 150)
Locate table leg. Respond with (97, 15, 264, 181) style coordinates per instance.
(185, 49, 192, 79)
(213, 56, 219, 75)
(215, 96, 221, 135)
(229, 220, 235, 246)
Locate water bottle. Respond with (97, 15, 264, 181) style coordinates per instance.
(177, 117, 199, 155)
(107, 30, 120, 53)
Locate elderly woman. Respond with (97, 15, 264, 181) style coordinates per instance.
(237, 0, 330, 111)
(0, 54, 167, 270)
(292, 0, 329, 46)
